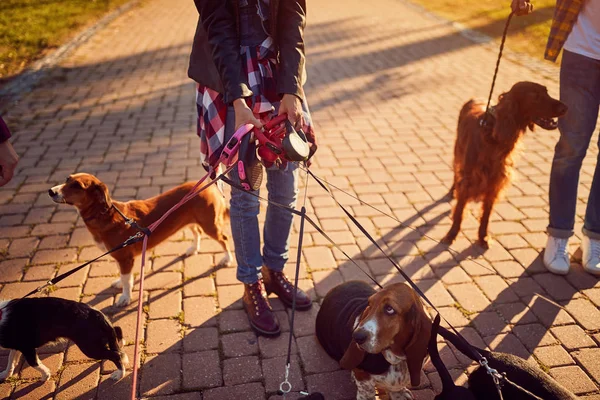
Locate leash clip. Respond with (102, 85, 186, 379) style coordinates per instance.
(479, 357, 504, 388)
(279, 363, 292, 395)
(36, 280, 54, 293)
(123, 232, 144, 247)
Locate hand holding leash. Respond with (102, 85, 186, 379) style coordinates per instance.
(233, 98, 263, 130)
(279, 94, 304, 130)
(511, 0, 533, 16)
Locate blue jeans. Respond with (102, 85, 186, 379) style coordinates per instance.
(548, 50, 600, 240)
(224, 107, 299, 284)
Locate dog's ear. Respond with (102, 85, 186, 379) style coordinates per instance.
(94, 182, 112, 208)
(340, 340, 366, 370)
(493, 90, 519, 143)
(403, 298, 432, 387)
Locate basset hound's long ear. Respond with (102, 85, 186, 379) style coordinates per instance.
(340, 340, 365, 370)
(404, 298, 433, 387)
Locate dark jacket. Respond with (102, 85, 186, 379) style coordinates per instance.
(0, 117, 11, 143)
(189, 0, 307, 104)
(315, 281, 391, 375)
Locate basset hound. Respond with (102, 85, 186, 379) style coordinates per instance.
(316, 281, 432, 400)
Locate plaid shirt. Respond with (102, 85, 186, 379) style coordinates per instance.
(196, 36, 314, 169)
(0, 116, 11, 143)
(545, 0, 585, 62)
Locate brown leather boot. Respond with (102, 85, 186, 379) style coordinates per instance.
(243, 279, 281, 337)
(262, 266, 312, 311)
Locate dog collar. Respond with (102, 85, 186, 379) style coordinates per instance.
(479, 106, 496, 129)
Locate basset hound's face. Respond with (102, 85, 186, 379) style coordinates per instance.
(48, 173, 111, 209)
(353, 282, 427, 353)
(340, 282, 432, 387)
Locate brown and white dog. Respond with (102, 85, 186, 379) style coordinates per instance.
(316, 281, 432, 400)
(49, 173, 232, 306)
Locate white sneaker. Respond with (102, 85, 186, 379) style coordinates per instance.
(543, 236, 570, 275)
(582, 236, 600, 276)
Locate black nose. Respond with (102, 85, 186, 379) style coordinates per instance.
(352, 329, 369, 345)
(48, 189, 55, 196)
(557, 103, 568, 115)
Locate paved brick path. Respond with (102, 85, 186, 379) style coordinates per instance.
(1, 0, 600, 398)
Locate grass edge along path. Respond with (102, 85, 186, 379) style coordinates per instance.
(408, 0, 557, 62)
(0, 0, 135, 82)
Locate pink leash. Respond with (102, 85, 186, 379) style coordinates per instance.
(129, 164, 234, 400)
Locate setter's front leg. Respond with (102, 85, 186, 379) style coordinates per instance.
(478, 195, 497, 249)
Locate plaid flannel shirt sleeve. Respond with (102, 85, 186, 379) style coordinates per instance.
(0, 116, 11, 144)
(544, 0, 585, 62)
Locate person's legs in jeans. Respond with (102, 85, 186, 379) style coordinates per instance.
(259, 162, 312, 310)
(229, 166, 264, 284)
(223, 106, 281, 335)
(545, 50, 600, 273)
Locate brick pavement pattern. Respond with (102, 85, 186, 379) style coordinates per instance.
(1, 0, 600, 398)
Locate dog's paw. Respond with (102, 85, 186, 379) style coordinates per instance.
(115, 294, 131, 307)
(440, 235, 455, 245)
(185, 245, 199, 257)
(39, 367, 51, 382)
(218, 253, 232, 267)
(110, 369, 126, 381)
(477, 238, 490, 250)
(111, 278, 123, 289)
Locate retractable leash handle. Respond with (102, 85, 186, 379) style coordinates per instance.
(220, 123, 255, 167)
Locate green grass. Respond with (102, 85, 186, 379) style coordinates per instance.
(0, 0, 132, 81)
(410, 0, 557, 61)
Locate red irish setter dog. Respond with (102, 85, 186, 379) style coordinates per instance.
(442, 81, 567, 248)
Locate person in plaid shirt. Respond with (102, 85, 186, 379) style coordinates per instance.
(188, 0, 317, 336)
(514, 0, 600, 275)
(0, 116, 19, 187)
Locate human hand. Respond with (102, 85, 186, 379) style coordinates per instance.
(511, 0, 533, 16)
(233, 98, 263, 130)
(0, 140, 19, 187)
(279, 94, 304, 130)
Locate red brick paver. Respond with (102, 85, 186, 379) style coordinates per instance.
(1, 0, 600, 398)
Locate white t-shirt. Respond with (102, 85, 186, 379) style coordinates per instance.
(564, 0, 600, 60)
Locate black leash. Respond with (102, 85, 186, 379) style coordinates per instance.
(306, 170, 493, 365)
(21, 231, 146, 299)
(220, 176, 383, 289)
(111, 204, 153, 238)
(280, 164, 310, 396)
(22, 203, 153, 299)
(297, 165, 497, 275)
(481, 11, 514, 127)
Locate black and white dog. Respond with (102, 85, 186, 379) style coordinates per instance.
(0, 297, 127, 381)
